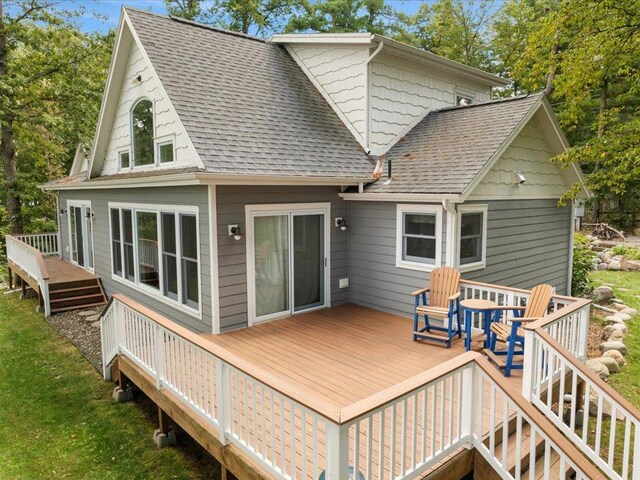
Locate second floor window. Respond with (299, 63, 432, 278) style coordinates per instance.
(131, 99, 154, 166)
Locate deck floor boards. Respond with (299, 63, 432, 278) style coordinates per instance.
(43, 256, 96, 285)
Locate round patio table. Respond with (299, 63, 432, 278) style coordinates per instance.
(460, 299, 501, 352)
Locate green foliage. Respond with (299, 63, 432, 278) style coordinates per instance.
(611, 244, 640, 260)
(573, 232, 590, 247)
(286, 0, 392, 34)
(0, 293, 210, 479)
(572, 242, 596, 296)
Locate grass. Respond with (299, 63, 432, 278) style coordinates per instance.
(590, 270, 640, 407)
(0, 292, 210, 480)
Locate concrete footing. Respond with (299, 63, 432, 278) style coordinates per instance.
(112, 385, 134, 403)
(153, 428, 177, 448)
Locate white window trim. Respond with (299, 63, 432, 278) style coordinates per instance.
(155, 134, 176, 165)
(118, 150, 131, 171)
(245, 202, 331, 327)
(454, 90, 475, 106)
(457, 203, 488, 273)
(396, 204, 443, 272)
(66, 199, 95, 274)
(108, 201, 202, 319)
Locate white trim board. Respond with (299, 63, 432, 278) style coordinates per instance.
(395, 203, 443, 273)
(245, 202, 331, 327)
(208, 185, 221, 334)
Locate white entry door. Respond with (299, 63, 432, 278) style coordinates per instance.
(247, 203, 330, 325)
(67, 200, 94, 271)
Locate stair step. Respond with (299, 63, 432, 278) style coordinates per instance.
(49, 279, 100, 291)
(483, 349, 508, 368)
(51, 301, 106, 314)
(491, 422, 547, 476)
(50, 293, 105, 305)
(49, 285, 102, 298)
(532, 449, 574, 479)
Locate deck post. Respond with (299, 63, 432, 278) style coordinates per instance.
(8, 267, 13, 290)
(216, 359, 231, 445)
(325, 422, 350, 480)
(521, 329, 536, 401)
(460, 365, 476, 447)
(20, 278, 27, 298)
(42, 280, 50, 317)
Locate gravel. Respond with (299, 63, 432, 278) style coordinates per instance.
(46, 307, 104, 372)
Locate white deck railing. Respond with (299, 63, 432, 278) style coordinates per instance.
(14, 232, 59, 256)
(6, 235, 51, 316)
(101, 294, 604, 480)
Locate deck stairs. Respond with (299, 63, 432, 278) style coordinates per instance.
(48, 278, 107, 314)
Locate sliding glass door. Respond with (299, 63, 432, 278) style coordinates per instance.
(249, 205, 329, 324)
(68, 201, 94, 271)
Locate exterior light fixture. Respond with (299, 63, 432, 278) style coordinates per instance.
(228, 224, 242, 240)
(131, 74, 142, 85)
(513, 172, 526, 185)
(335, 217, 348, 231)
(60, 208, 67, 215)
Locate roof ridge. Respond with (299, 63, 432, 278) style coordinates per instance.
(435, 92, 543, 114)
(123, 7, 267, 43)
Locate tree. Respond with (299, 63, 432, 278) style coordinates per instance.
(286, 0, 393, 35)
(0, 1, 112, 235)
(511, 0, 640, 228)
(394, 0, 496, 69)
(164, 0, 205, 21)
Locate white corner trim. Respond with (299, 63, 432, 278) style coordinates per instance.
(456, 203, 488, 273)
(443, 200, 458, 267)
(284, 45, 368, 152)
(209, 185, 221, 334)
(395, 203, 443, 272)
(567, 200, 576, 295)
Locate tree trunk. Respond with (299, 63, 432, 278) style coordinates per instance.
(0, 0, 23, 233)
(543, 43, 559, 98)
(598, 78, 608, 138)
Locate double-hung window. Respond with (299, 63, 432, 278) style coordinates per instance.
(457, 204, 488, 271)
(396, 204, 442, 271)
(109, 203, 200, 315)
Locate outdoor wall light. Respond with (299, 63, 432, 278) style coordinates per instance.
(60, 208, 67, 215)
(513, 172, 527, 185)
(335, 217, 348, 231)
(228, 224, 242, 241)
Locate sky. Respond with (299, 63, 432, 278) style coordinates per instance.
(63, 0, 428, 34)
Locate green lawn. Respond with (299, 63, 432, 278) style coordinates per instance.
(0, 292, 209, 480)
(590, 271, 640, 407)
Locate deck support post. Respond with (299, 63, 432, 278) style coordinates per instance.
(153, 407, 177, 448)
(112, 369, 134, 403)
(7, 267, 13, 290)
(325, 422, 350, 480)
(20, 278, 27, 298)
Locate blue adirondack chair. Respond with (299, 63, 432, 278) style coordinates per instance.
(486, 284, 553, 376)
(412, 266, 462, 348)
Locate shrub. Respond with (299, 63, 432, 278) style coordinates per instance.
(572, 243, 596, 296)
(611, 244, 640, 260)
(574, 232, 590, 247)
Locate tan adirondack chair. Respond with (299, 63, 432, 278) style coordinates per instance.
(412, 266, 462, 348)
(486, 283, 553, 376)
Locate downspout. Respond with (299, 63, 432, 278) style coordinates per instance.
(364, 41, 384, 152)
(442, 199, 458, 268)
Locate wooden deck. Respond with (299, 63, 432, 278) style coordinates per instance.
(43, 256, 96, 285)
(202, 304, 521, 411)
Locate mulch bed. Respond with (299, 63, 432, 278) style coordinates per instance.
(46, 307, 104, 373)
(587, 316, 606, 359)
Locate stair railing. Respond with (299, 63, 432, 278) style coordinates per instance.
(6, 234, 51, 316)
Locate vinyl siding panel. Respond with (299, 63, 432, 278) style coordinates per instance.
(58, 186, 211, 333)
(369, 52, 492, 152)
(470, 118, 570, 198)
(464, 199, 571, 294)
(101, 41, 198, 176)
(290, 45, 368, 141)
(216, 186, 350, 331)
(349, 202, 447, 318)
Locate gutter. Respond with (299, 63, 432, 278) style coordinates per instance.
(339, 192, 462, 202)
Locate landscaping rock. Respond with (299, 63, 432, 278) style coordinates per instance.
(611, 298, 625, 305)
(603, 325, 614, 339)
(78, 310, 96, 317)
(605, 315, 625, 324)
(596, 356, 619, 373)
(611, 323, 628, 334)
(622, 259, 640, 271)
(601, 252, 613, 263)
(91, 321, 101, 329)
(84, 314, 100, 322)
(597, 263, 609, 270)
(611, 303, 628, 311)
(608, 331, 625, 342)
(599, 341, 628, 356)
(608, 259, 623, 270)
(620, 307, 638, 316)
(589, 392, 624, 420)
(591, 286, 614, 303)
(603, 350, 626, 367)
(586, 359, 610, 381)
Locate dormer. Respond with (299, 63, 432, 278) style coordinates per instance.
(271, 33, 509, 156)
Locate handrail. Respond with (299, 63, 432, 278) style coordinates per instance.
(475, 355, 605, 480)
(109, 294, 341, 422)
(536, 328, 640, 424)
(6, 234, 50, 280)
(525, 297, 592, 331)
(460, 278, 578, 304)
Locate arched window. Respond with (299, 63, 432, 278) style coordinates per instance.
(131, 99, 154, 166)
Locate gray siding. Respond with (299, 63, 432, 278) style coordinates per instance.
(349, 202, 448, 318)
(349, 199, 571, 319)
(58, 186, 212, 333)
(216, 186, 349, 331)
(464, 199, 571, 294)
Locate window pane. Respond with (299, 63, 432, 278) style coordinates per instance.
(182, 259, 199, 306)
(405, 213, 435, 237)
(460, 237, 482, 264)
(461, 213, 482, 237)
(161, 213, 177, 299)
(405, 237, 436, 264)
(119, 152, 130, 169)
(162, 213, 176, 254)
(112, 241, 122, 276)
(122, 209, 135, 281)
(180, 214, 198, 260)
(132, 99, 154, 166)
(159, 142, 174, 163)
(137, 211, 159, 289)
(111, 209, 121, 241)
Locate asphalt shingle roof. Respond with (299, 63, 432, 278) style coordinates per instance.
(364, 94, 543, 195)
(125, 9, 374, 179)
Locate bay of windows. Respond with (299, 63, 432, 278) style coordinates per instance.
(110, 204, 200, 312)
